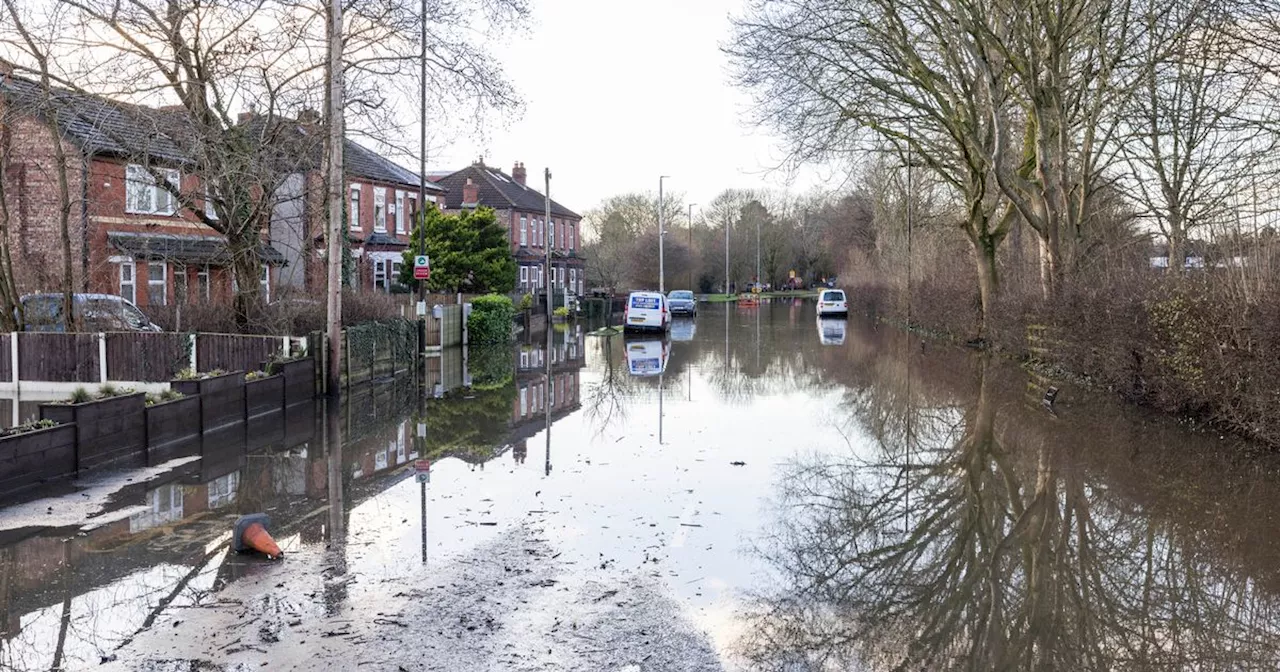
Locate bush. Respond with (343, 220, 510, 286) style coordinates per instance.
(553, 306, 570, 318)
(468, 294, 516, 345)
(520, 293, 534, 311)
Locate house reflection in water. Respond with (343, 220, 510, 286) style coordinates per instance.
(0, 331, 583, 672)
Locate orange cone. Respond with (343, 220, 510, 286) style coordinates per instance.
(232, 513, 284, 560)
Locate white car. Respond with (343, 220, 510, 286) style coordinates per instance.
(623, 291, 671, 333)
(816, 289, 848, 317)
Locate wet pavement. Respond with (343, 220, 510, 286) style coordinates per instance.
(5, 300, 1280, 670)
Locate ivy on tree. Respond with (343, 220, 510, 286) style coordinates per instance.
(400, 206, 517, 294)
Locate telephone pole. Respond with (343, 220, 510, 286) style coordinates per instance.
(658, 176, 668, 292)
(688, 203, 696, 291)
(325, 0, 345, 395)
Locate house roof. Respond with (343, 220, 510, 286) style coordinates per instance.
(0, 74, 190, 165)
(432, 164, 580, 219)
(345, 141, 444, 193)
(108, 232, 286, 265)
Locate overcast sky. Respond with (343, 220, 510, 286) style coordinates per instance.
(425, 0, 824, 215)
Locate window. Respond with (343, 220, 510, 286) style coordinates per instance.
(204, 185, 218, 220)
(558, 219, 564, 249)
(373, 188, 387, 233)
(550, 219, 556, 248)
(533, 218, 541, 247)
(174, 264, 188, 304)
(569, 223, 575, 250)
(550, 267, 556, 287)
(407, 197, 417, 227)
(391, 260, 402, 286)
(520, 266, 529, 289)
(519, 386, 528, 417)
(374, 259, 388, 291)
(119, 261, 136, 303)
(520, 215, 528, 246)
(147, 261, 167, 306)
(570, 268, 576, 293)
(349, 185, 362, 230)
(125, 164, 179, 215)
(260, 265, 271, 303)
(395, 191, 406, 234)
(197, 266, 210, 301)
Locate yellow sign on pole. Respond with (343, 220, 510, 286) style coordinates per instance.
(789, 269, 796, 279)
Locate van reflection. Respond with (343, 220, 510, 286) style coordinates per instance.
(625, 338, 669, 377)
(817, 317, 846, 345)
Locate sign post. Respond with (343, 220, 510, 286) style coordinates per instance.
(414, 458, 431, 484)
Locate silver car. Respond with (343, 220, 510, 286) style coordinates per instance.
(667, 290, 697, 316)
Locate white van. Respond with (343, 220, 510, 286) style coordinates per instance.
(816, 289, 848, 317)
(624, 291, 671, 332)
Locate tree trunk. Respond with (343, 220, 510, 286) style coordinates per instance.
(229, 237, 262, 328)
(47, 122, 76, 331)
(0, 134, 23, 332)
(973, 236, 1000, 344)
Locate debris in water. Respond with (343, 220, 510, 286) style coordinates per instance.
(729, 461, 746, 466)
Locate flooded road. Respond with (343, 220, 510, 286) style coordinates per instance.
(5, 300, 1280, 670)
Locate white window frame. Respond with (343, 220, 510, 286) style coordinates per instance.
(119, 261, 136, 304)
(550, 267, 556, 286)
(395, 191, 406, 234)
(520, 215, 528, 246)
(569, 222, 575, 250)
(519, 386, 528, 416)
(147, 261, 167, 306)
(373, 187, 387, 233)
(349, 184, 362, 230)
(519, 266, 529, 289)
(570, 268, 576, 292)
(391, 260, 402, 287)
(125, 164, 179, 215)
(204, 184, 218, 220)
(374, 258, 388, 291)
(260, 265, 271, 303)
(196, 265, 211, 301)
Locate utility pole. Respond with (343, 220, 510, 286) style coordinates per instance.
(724, 210, 730, 295)
(417, 0, 428, 316)
(545, 168, 553, 323)
(687, 203, 696, 291)
(755, 211, 761, 288)
(658, 176, 668, 293)
(325, 0, 345, 396)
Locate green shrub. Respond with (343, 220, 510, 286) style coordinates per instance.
(519, 293, 534, 311)
(68, 386, 92, 404)
(553, 306, 570, 318)
(4, 419, 57, 436)
(245, 370, 269, 381)
(468, 294, 517, 345)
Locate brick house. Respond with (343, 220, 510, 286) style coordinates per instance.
(0, 68, 289, 309)
(0, 64, 443, 311)
(261, 112, 447, 294)
(429, 161, 585, 298)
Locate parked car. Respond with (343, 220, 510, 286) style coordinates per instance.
(816, 289, 848, 318)
(19, 293, 162, 332)
(623, 291, 671, 333)
(625, 338, 669, 376)
(667, 290, 697, 316)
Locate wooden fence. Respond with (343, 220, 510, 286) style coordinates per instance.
(0, 331, 302, 386)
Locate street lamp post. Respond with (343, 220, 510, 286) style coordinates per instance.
(658, 176, 669, 293)
(724, 209, 730, 295)
(687, 203, 696, 291)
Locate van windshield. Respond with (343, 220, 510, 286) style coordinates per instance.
(822, 291, 845, 302)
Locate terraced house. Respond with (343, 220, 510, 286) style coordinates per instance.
(0, 62, 440, 312)
(429, 161, 585, 298)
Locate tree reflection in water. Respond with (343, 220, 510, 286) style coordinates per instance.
(741, 351, 1280, 671)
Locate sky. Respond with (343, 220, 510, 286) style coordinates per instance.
(424, 0, 825, 216)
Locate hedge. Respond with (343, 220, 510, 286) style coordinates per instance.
(468, 294, 516, 344)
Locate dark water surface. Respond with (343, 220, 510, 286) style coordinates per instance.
(3, 301, 1280, 670)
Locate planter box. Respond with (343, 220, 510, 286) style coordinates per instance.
(172, 371, 245, 432)
(269, 358, 316, 408)
(40, 393, 146, 473)
(145, 395, 202, 466)
(245, 374, 285, 419)
(0, 423, 77, 495)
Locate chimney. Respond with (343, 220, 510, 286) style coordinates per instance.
(463, 177, 479, 208)
(512, 161, 526, 186)
(237, 111, 255, 124)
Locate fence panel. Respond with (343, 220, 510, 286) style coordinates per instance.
(18, 333, 99, 383)
(106, 332, 189, 382)
(196, 333, 282, 374)
(0, 333, 10, 382)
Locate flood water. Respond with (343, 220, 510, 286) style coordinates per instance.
(4, 300, 1280, 670)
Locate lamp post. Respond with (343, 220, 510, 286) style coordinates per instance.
(725, 209, 730, 295)
(687, 203, 696, 291)
(658, 176, 669, 292)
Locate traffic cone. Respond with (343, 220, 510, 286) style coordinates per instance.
(232, 513, 284, 560)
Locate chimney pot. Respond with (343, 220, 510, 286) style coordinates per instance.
(237, 111, 255, 124)
(512, 161, 527, 186)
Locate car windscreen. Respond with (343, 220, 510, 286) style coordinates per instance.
(630, 295, 660, 310)
(669, 291, 693, 300)
(821, 291, 845, 302)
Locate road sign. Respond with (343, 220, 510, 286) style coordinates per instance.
(789, 269, 796, 279)
(414, 254, 430, 280)
(414, 255, 429, 267)
(414, 458, 430, 484)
